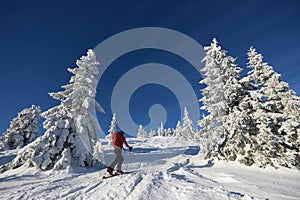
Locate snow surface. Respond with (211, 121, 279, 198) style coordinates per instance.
(0, 137, 299, 200)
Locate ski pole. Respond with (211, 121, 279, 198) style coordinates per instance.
(125, 149, 132, 172)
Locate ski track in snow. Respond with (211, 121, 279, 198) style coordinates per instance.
(1, 137, 300, 200)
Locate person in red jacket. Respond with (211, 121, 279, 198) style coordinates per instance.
(107, 131, 132, 175)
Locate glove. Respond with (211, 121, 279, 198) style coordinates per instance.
(129, 147, 133, 152)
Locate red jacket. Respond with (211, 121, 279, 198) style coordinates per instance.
(112, 131, 131, 149)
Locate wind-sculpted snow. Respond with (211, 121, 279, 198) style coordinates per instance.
(1, 137, 299, 200)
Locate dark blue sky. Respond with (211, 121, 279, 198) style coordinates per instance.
(1, 0, 299, 136)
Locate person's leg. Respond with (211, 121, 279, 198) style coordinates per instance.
(116, 148, 124, 171)
(109, 148, 123, 169)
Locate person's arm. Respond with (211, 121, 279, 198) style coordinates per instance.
(123, 138, 131, 148)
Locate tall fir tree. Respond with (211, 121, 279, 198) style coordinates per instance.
(199, 38, 226, 154)
(199, 38, 243, 155)
(207, 55, 245, 159)
(179, 107, 196, 141)
(174, 120, 181, 138)
(148, 129, 156, 137)
(246, 47, 300, 168)
(0, 105, 41, 151)
(106, 113, 117, 143)
(137, 125, 147, 138)
(2, 49, 104, 172)
(208, 46, 300, 169)
(166, 128, 173, 137)
(157, 122, 165, 137)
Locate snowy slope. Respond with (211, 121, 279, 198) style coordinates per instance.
(0, 137, 299, 200)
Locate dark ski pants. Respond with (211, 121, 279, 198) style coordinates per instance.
(109, 148, 124, 170)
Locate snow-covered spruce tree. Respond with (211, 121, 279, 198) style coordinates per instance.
(137, 125, 147, 138)
(178, 107, 196, 141)
(174, 121, 181, 137)
(198, 38, 227, 154)
(157, 122, 165, 137)
(209, 46, 269, 163)
(199, 38, 243, 155)
(0, 105, 41, 151)
(106, 113, 116, 143)
(258, 54, 300, 146)
(167, 128, 173, 137)
(205, 54, 246, 159)
(246, 47, 299, 169)
(148, 129, 156, 137)
(210, 47, 300, 169)
(3, 49, 104, 171)
(222, 53, 244, 134)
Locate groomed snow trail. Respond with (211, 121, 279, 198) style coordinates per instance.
(1, 137, 299, 200)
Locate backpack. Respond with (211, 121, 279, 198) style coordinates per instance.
(112, 131, 123, 147)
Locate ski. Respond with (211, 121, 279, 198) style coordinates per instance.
(102, 173, 120, 179)
(102, 171, 136, 179)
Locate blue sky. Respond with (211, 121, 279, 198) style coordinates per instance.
(0, 0, 299, 136)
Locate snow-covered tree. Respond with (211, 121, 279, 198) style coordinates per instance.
(249, 47, 300, 168)
(106, 113, 116, 143)
(157, 122, 165, 137)
(92, 139, 104, 167)
(235, 47, 299, 169)
(199, 38, 243, 154)
(178, 107, 196, 141)
(148, 129, 156, 137)
(208, 47, 300, 169)
(167, 128, 173, 137)
(258, 57, 300, 147)
(0, 105, 41, 151)
(2, 49, 104, 172)
(137, 125, 147, 138)
(222, 53, 244, 133)
(174, 121, 181, 137)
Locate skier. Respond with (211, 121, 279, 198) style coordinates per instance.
(107, 131, 132, 175)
